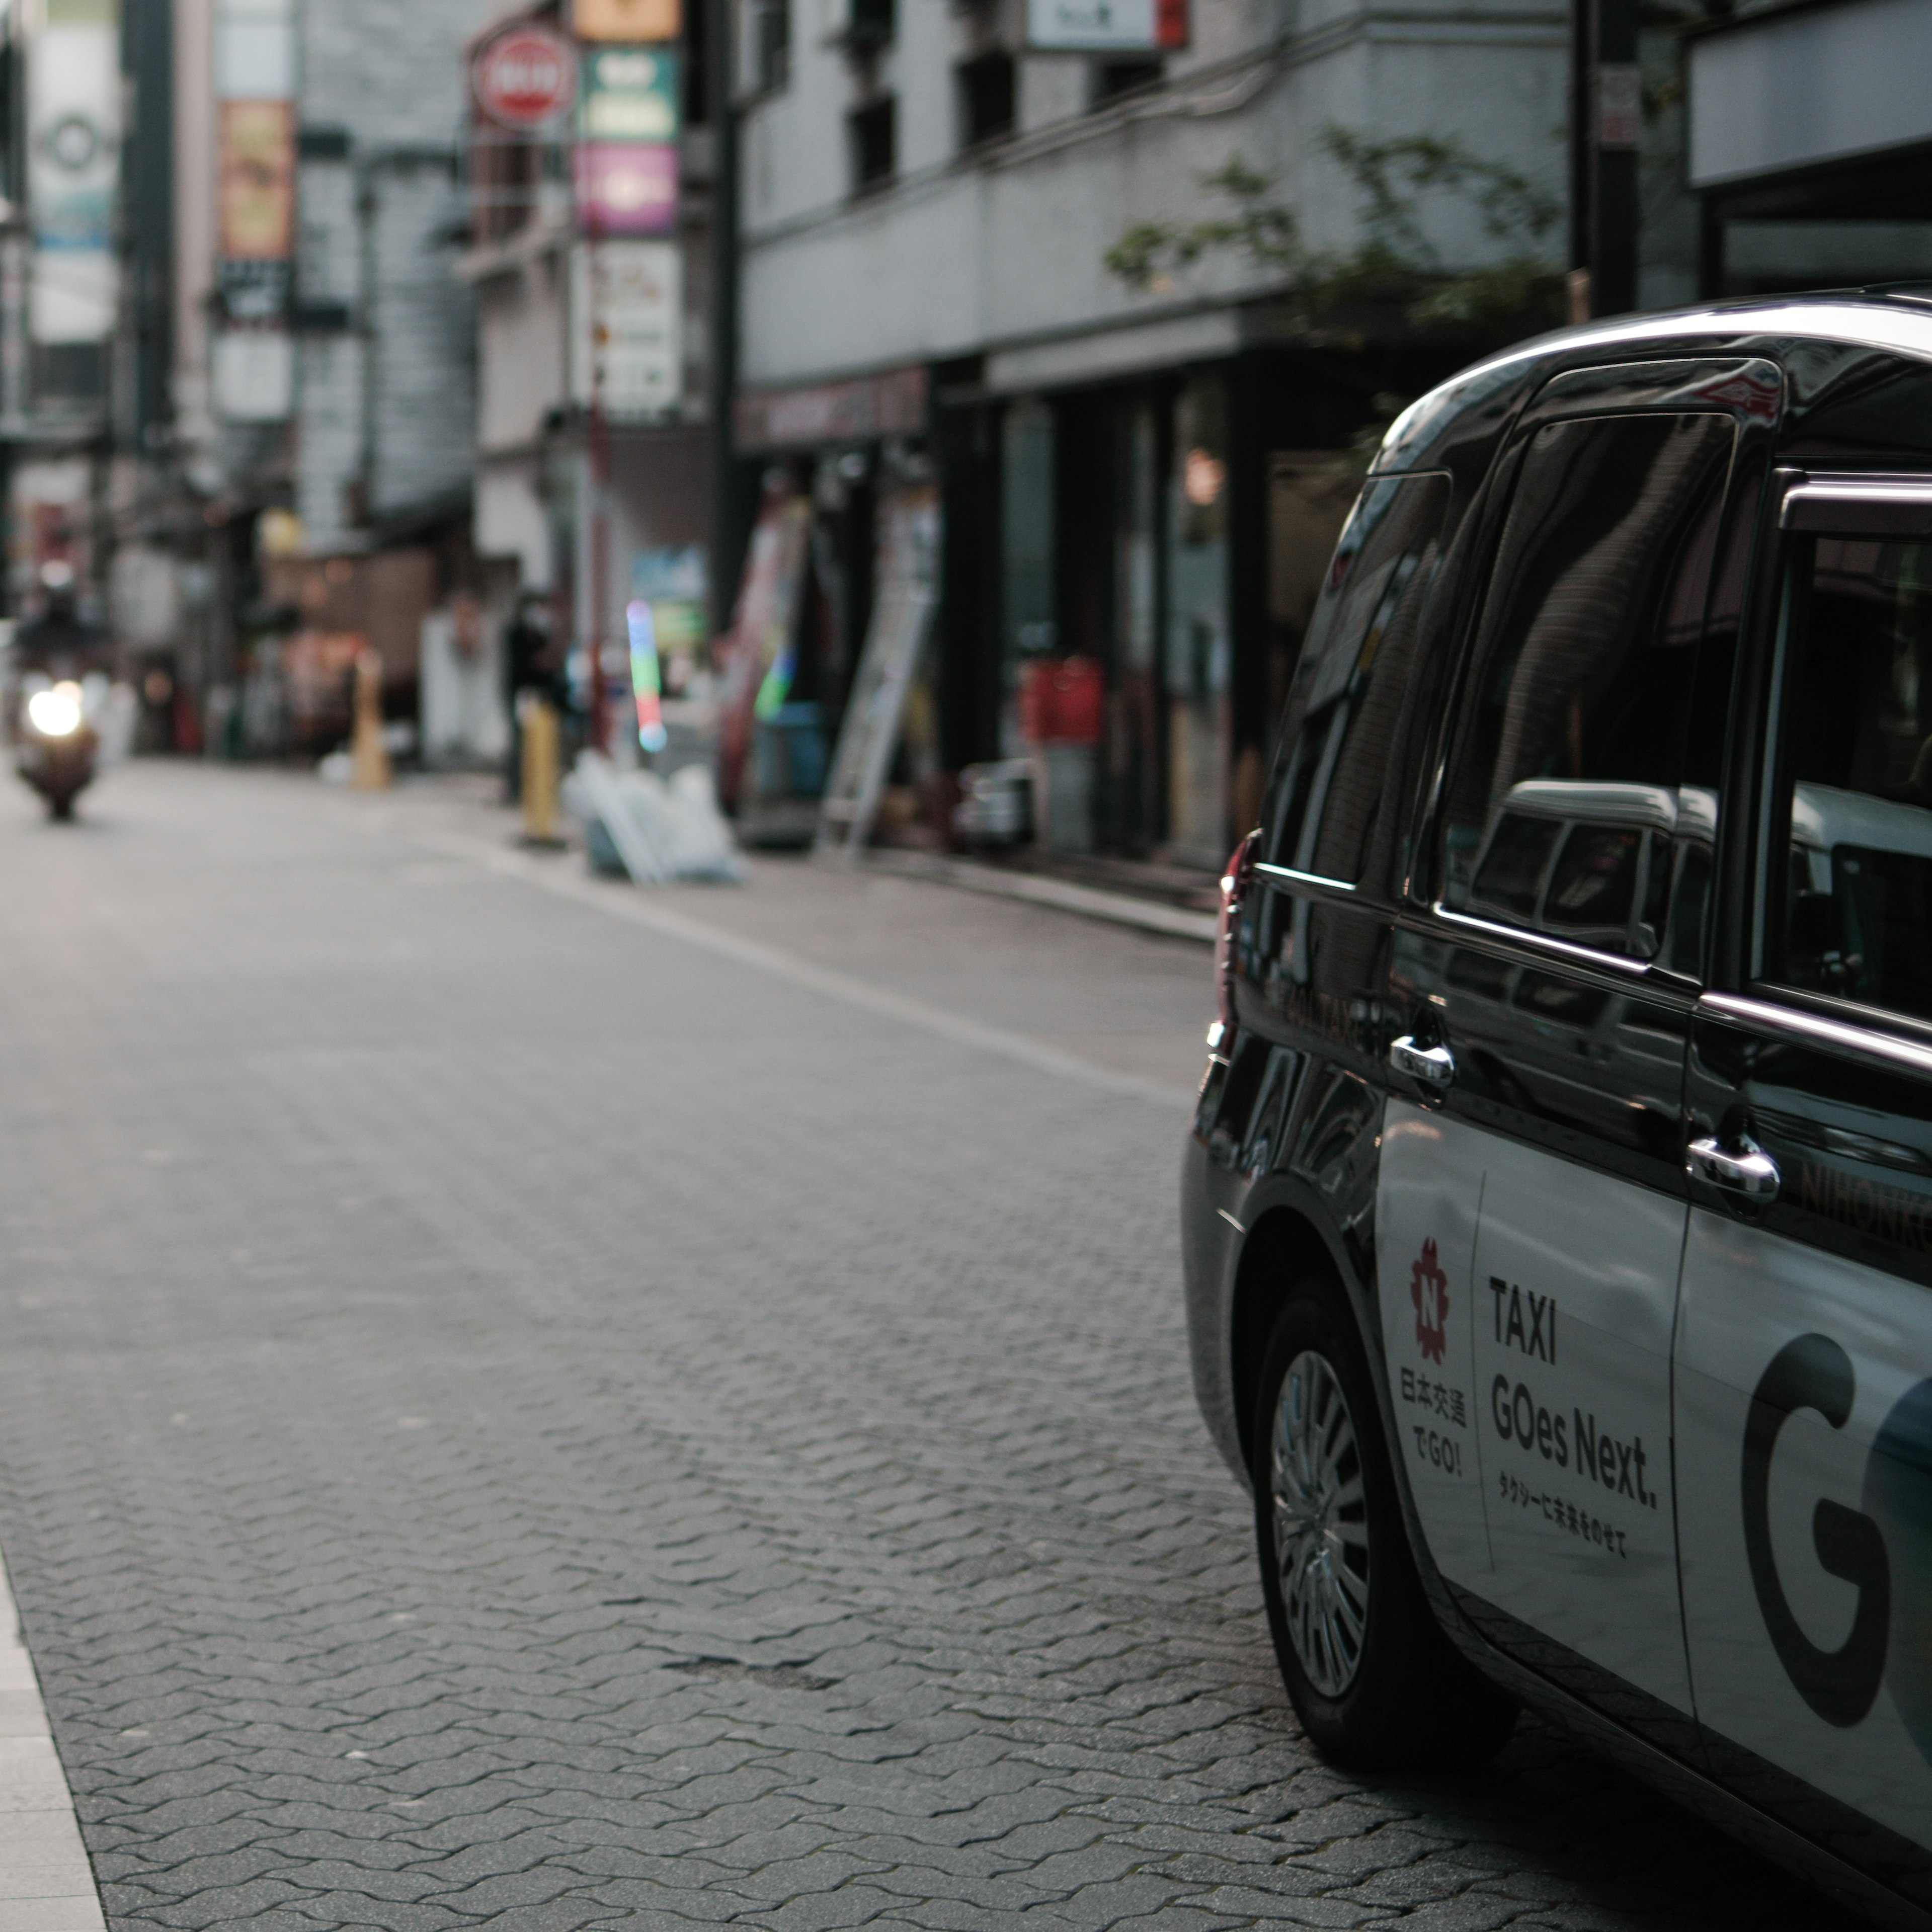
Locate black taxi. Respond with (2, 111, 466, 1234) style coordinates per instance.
(1182, 293, 1932, 1927)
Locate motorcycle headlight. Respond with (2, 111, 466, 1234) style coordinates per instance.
(27, 684, 83, 738)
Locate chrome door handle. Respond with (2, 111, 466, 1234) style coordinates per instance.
(1390, 1035, 1456, 1088)
(1687, 1135, 1781, 1202)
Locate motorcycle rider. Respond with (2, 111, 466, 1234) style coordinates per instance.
(10, 562, 111, 820)
(13, 562, 109, 684)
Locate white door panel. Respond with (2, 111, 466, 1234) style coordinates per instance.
(1472, 1140, 1693, 1712)
(1677, 1209, 1932, 1852)
(1376, 1100, 1491, 1587)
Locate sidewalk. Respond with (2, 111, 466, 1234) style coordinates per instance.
(850, 846, 1219, 944)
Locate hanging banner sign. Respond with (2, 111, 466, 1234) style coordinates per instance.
(1027, 0, 1186, 50)
(30, 0, 123, 345)
(216, 99, 294, 321)
(581, 47, 680, 142)
(474, 24, 578, 129)
(575, 0, 682, 40)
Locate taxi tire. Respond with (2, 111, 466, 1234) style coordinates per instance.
(1252, 1273, 1517, 1771)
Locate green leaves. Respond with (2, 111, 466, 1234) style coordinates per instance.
(1104, 127, 1565, 341)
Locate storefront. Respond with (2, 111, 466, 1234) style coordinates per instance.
(938, 342, 1372, 873)
(730, 333, 1467, 873)
(723, 365, 931, 845)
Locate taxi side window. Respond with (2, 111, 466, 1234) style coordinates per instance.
(1765, 534, 1932, 1025)
(1437, 412, 1735, 962)
(1261, 472, 1450, 886)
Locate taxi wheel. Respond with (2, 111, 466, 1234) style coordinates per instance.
(1252, 1273, 1516, 1770)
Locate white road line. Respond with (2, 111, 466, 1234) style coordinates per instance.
(0, 1554, 105, 1932)
(413, 830, 1201, 1112)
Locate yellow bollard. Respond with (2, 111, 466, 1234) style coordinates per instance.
(520, 694, 562, 845)
(351, 648, 391, 790)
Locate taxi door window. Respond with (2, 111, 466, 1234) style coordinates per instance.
(1438, 412, 1735, 962)
(1764, 534, 1932, 1024)
(1261, 472, 1450, 887)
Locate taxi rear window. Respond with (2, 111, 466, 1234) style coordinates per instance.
(1260, 472, 1450, 887)
(1436, 410, 1734, 962)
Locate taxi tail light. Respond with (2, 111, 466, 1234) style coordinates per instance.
(1211, 828, 1261, 1051)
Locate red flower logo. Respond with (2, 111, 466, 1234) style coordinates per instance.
(1411, 1238, 1449, 1364)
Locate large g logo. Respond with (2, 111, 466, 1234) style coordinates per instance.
(1863, 1378, 1932, 1760)
(1741, 1335, 1890, 1726)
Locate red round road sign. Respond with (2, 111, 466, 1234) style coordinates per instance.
(474, 26, 577, 129)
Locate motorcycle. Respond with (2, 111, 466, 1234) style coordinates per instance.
(16, 672, 102, 821)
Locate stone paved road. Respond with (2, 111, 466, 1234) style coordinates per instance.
(0, 764, 1857, 1930)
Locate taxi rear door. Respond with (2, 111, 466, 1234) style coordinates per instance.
(1384, 360, 1787, 1749)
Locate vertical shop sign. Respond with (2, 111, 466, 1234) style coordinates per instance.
(575, 0, 683, 40)
(218, 100, 295, 306)
(213, 0, 296, 420)
(28, 0, 122, 348)
(575, 42, 680, 241)
(570, 240, 683, 418)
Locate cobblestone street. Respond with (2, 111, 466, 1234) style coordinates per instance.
(0, 764, 1851, 1931)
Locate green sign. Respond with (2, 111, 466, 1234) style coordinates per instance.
(580, 47, 680, 143)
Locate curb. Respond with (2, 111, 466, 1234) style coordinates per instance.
(843, 848, 1218, 944)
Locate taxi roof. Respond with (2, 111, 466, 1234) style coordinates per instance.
(1371, 292, 1932, 479)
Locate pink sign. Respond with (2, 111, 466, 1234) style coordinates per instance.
(575, 144, 678, 236)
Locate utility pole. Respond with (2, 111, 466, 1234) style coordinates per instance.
(578, 25, 610, 760)
(1568, 0, 1640, 320)
(705, 0, 740, 645)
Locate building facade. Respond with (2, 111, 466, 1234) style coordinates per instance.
(1686, 0, 1932, 301)
(97, 0, 492, 759)
(727, 0, 1569, 868)
(460, 0, 713, 763)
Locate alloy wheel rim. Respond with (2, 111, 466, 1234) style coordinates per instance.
(1269, 1348, 1371, 1698)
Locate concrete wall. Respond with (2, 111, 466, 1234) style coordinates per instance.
(739, 0, 1567, 387)
(476, 459, 551, 590)
(476, 248, 571, 456)
(294, 0, 492, 549)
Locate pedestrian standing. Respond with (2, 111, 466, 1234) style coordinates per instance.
(503, 594, 553, 804)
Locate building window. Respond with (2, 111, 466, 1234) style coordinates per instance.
(845, 0, 895, 48)
(740, 0, 790, 93)
(33, 344, 104, 410)
(956, 50, 1014, 149)
(1092, 58, 1162, 106)
(849, 97, 895, 193)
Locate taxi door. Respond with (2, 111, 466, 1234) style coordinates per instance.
(1676, 478, 1932, 1900)
(1385, 365, 1772, 1743)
